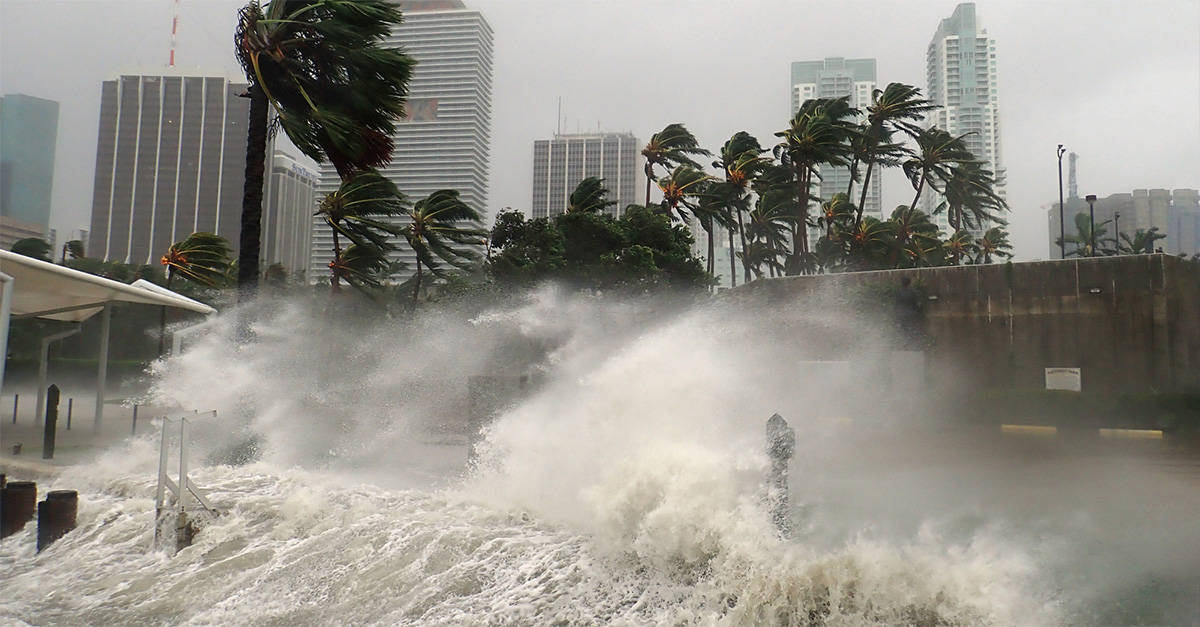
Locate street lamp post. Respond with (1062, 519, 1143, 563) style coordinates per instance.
(1057, 144, 1067, 259)
(1113, 211, 1121, 255)
(1086, 194, 1098, 257)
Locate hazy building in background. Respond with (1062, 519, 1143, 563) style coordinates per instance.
(790, 58, 881, 221)
(1047, 188, 1200, 258)
(87, 74, 249, 264)
(0, 93, 59, 249)
(531, 132, 639, 218)
(310, 0, 494, 281)
(923, 2, 1005, 234)
(263, 151, 317, 281)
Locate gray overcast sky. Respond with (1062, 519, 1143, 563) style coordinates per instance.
(2, 0, 1198, 260)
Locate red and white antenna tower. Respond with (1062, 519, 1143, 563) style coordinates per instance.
(168, 0, 182, 67)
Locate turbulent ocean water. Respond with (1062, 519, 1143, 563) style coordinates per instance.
(2, 289, 1197, 625)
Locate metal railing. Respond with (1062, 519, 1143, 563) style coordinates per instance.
(154, 411, 218, 550)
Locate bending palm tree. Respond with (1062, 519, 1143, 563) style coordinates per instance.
(402, 189, 485, 305)
(1059, 213, 1116, 257)
(641, 123, 710, 206)
(314, 170, 406, 291)
(775, 97, 859, 269)
(656, 165, 711, 222)
(974, 227, 1013, 264)
(1118, 228, 1166, 255)
(566, 177, 617, 214)
(714, 131, 769, 285)
(902, 128, 974, 211)
(158, 233, 232, 355)
(852, 83, 935, 226)
(941, 160, 1007, 235)
(234, 0, 415, 292)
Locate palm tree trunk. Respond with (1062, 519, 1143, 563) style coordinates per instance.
(910, 171, 927, 213)
(237, 81, 268, 301)
(644, 164, 653, 207)
(857, 160, 875, 227)
(728, 227, 737, 288)
(706, 225, 714, 277)
(157, 270, 174, 357)
(845, 155, 859, 203)
(412, 259, 422, 307)
(329, 228, 343, 294)
(735, 210, 750, 284)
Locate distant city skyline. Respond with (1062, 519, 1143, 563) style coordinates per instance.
(0, 93, 58, 249)
(1, 0, 1196, 262)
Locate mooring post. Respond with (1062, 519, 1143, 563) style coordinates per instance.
(37, 490, 78, 552)
(67, 398, 73, 430)
(11, 393, 17, 424)
(42, 385, 60, 460)
(766, 413, 796, 535)
(1, 480, 37, 539)
(132, 404, 139, 435)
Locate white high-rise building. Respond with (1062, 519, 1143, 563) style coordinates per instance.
(309, 0, 493, 281)
(531, 132, 640, 218)
(790, 57, 881, 220)
(263, 151, 317, 281)
(924, 2, 1005, 234)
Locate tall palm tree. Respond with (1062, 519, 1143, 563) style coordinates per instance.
(743, 188, 797, 278)
(902, 128, 974, 212)
(401, 189, 485, 305)
(158, 232, 232, 355)
(692, 180, 738, 278)
(314, 169, 406, 291)
(234, 0, 415, 293)
(1059, 213, 1116, 257)
(851, 83, 936, 226)
(941, 230, 980, 265)
(775, 97, 859, 269)
(566, 177, 617, 214)
(329, 242, 391, 291)
(641, 123, 710, 206)
(714, 131, 769, 285)
(60, 239, 85, 264)
(973, 227, 1013, 264)
(886, 205, 941, 268)
(844, 216, 894, 271)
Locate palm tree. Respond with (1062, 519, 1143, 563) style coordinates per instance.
(844, 216, 894, 271)
(850, 83, 936, 226)
(1059, 212, 1116, 257)
(566, 177, 617, 214)
(714, 131, 769, 285)
(887, 205, 941, 268)
(234, 0, 415, 293)
(656, 165, 711, 222)
(941, 230, 980, 265)
(940, 160, 1007, 234)
(329, 242, 391, 291)
(641, 123, 710, 206)
(902, 128, 974, 211)
(775, 97, 859, 269)
(10, 237, 52, 261)
(314, 169, 406, 291)
(401, 189, 485, 306)
(158, 232, 232, 355)
(60, 239, 85, 263)
(974, 227, 1013, 264)
(743, 188, 797, 278)
(1118, 228, 1166, 255)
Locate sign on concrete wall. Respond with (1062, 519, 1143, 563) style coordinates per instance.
(1045, 367, 1082, 392)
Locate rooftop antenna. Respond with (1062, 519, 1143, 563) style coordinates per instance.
(556, 97, 561, 135)
(168, 0, 181, 67)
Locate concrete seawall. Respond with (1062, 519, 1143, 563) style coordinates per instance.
(733, 255, 1200, 394)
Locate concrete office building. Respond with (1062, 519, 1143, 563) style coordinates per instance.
(532, 132, 639, 218)
(263, 152, 317, 280)
(1048, 189, 1200, 258)
(924, 3, 1005, 234)
(790, 58, 881, 221)
(310, 0, 493, 281)
(87, 74, 249, 264)
(1, 93, 59, 247)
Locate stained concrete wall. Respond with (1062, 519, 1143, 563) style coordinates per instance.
(735, 255, 1200, 394)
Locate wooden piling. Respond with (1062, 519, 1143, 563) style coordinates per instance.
(1, 480, 37, 539)
(42, 385, 60, 460)
(36, 490, 78, 551)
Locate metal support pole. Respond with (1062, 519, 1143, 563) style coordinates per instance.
(132, 404, 139, 434)
(36, 327, 81, 428)
(1057, 145, 1066, 259)
(1114, 212, 1121, 254)
(178, 418, 189, 514)
(11, 394, 17, 424)
(67, 398, 73, 430)
(1087, 196, 1097, 256)
(95, 303, 112, 431)
(0, 271, 12, 410)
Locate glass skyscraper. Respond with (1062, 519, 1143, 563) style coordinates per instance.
(0, 93, 59, 249)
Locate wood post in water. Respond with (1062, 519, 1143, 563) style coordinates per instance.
(37, 490, 78, 551)
(42, 384, 60, 460)
(1, 480, 37, 539)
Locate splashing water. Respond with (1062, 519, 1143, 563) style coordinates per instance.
(2, 287, 1197, 625)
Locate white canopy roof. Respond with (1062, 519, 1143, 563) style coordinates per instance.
(0, 249, 216, 321)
